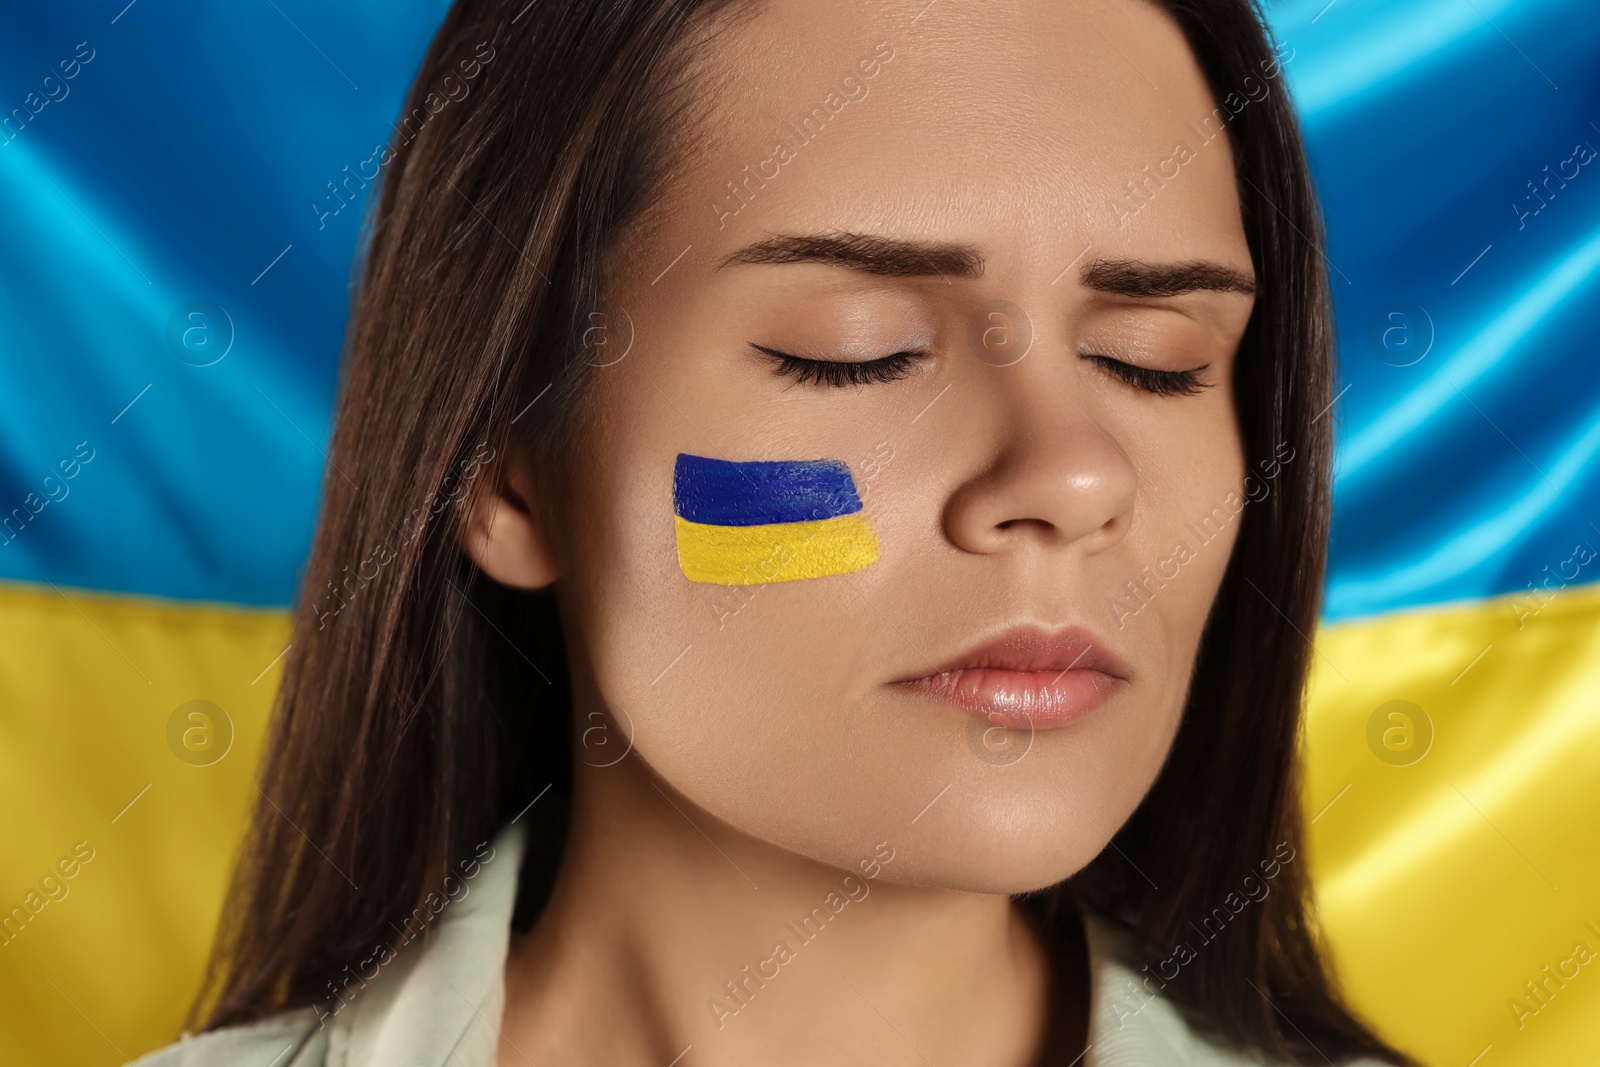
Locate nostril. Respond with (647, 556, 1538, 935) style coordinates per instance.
(994, 517, 1056, 533)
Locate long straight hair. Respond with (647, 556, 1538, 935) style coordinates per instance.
(193, 1, 1412, 1062)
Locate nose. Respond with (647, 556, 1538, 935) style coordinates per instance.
(941, 390, 1137, 557)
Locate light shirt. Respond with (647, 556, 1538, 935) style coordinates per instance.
(133, 823, 1383, 1067)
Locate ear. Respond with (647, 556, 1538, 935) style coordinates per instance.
(458, 464, 560, 589)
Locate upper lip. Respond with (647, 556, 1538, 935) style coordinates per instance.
(901, 625, 1133, 682)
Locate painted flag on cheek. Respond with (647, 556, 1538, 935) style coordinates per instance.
(672, 454, 880, 585)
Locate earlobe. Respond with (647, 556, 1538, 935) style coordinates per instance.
(458, 471, 560, 590)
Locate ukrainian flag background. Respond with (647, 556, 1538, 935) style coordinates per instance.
(0, 1, 1595, 1062)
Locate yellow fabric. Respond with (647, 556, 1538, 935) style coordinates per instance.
(1303, 581, 1600, 1064)
(673, 512, 879, 585)
(0, 581, 285, 1066)
(3, 576, 1597, 1064)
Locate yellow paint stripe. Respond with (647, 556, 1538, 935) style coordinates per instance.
(674, 513, 879, 585)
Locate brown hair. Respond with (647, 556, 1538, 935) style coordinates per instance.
(192, 1, 1412, 1063)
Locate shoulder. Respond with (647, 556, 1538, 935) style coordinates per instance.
(129, 1008, 326, 1067)
(1081, 915, 1392, 1067)
(131, 822, 528, 1067)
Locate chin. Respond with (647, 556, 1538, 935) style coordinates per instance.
(874, 829, 1105, 897)
(835, 787, 1121, 896)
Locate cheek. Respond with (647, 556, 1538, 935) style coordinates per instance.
(561, 449, 696, 702)
(558, 404, 887, 810)
(1111, 405, 1245, 688)
(1120, 398, 1241, 607)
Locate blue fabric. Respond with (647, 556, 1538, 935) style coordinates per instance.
(1, 0, 1597, 619)
(1272, 0, 1600, 619)
(0, 1, 450, 605)
(673, 455, 864, 526)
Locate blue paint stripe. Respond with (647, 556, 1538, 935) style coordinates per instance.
(673, 454, 862, 526)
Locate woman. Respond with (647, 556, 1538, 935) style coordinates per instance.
(138, 0, 1415, 1063)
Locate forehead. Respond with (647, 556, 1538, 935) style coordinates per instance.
(664, 0, 1250, 275)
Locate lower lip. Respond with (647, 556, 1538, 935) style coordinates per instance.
(901, 667, 1125, 730)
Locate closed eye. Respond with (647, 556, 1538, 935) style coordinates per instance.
(1081, 354, 1211, 397)
(751, 342, 925, 387)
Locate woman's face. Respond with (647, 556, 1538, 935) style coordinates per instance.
(551, 0, 1255, 892)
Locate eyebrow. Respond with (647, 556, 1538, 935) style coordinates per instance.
(1081, 257, 1256, 297)
(717, 231, 984, 278)
(717, 231, 1256, 297)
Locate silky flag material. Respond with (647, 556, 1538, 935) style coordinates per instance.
(672, 454, 879, 585)
(5, 2, 1600, 1065)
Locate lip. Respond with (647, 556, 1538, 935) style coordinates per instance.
(896, 626, 1131, 730)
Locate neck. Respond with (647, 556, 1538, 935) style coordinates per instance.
(498, 746, 1083, 1066)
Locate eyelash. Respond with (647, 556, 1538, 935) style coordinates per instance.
(749, 343, 1210, 397)
(751, 343, 924, 388)
(1082, 354, 1212, 397)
